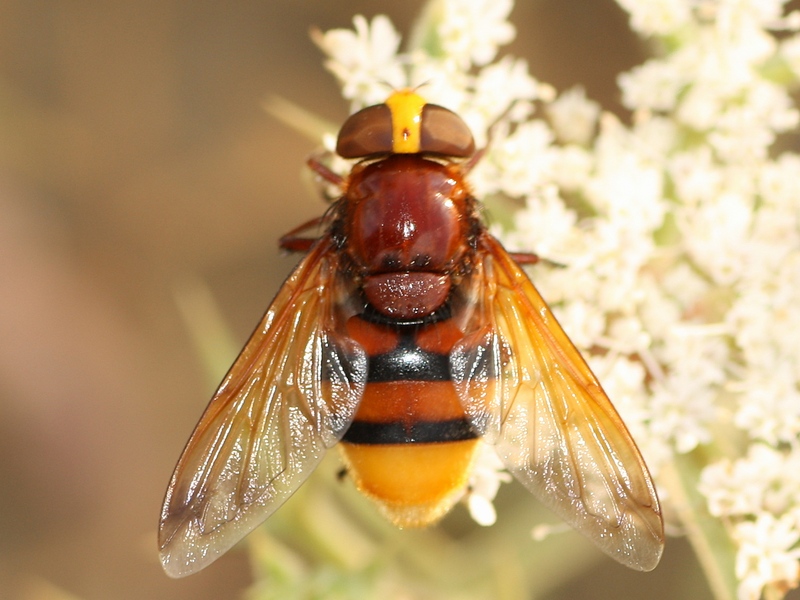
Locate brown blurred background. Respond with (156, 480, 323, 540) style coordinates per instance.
(0, 1, 715, 599)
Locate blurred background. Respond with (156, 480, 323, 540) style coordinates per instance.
(0, 1, 718, 598)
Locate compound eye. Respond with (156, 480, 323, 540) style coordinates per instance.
(419, 104, 475, 158)
(336, 104, 393, 158)
(335, 91, 476, 159)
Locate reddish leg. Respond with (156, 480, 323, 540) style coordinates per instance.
(307, 156, 345, 187)
(510, 251, 567, 269)
(509, 251, 540, 265)
(278, 215, 328, 253)
(462, 146, 487, 173)
(279, 156, 346, 253)
(462, 100, 520, 173)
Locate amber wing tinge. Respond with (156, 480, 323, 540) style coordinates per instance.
(159, 237, 366, 577)
(451, 234, 664, 571)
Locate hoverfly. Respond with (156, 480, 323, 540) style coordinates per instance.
(159, 89, 664, 578)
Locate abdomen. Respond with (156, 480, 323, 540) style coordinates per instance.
(339, 314, 480, 527)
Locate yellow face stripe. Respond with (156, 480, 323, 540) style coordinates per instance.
(385, 89, 427, 154)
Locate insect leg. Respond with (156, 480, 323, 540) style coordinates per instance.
(508, 251, 540, 265)
(308, 156, 345, 186)
(279, 216, 328, 253)
(462, 100, 522, 173)
(510, 252, 568, 269)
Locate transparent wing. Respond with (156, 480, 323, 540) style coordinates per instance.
(159, 237, 366, 577)
(451, 234, 663, 571)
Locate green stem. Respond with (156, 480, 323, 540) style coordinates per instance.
(660, 454, 738, 600)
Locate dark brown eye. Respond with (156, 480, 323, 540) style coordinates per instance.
(419, 104, 475, 158)
(336, 104, 393, 158)
(335, 91, 476, 159)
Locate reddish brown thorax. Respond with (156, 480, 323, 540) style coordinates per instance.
(341, 155, 473, 319)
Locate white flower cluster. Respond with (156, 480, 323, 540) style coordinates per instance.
(700, 444, 800, 599)
(313, 0, 544, 143)
(315, 1, 800, 597)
